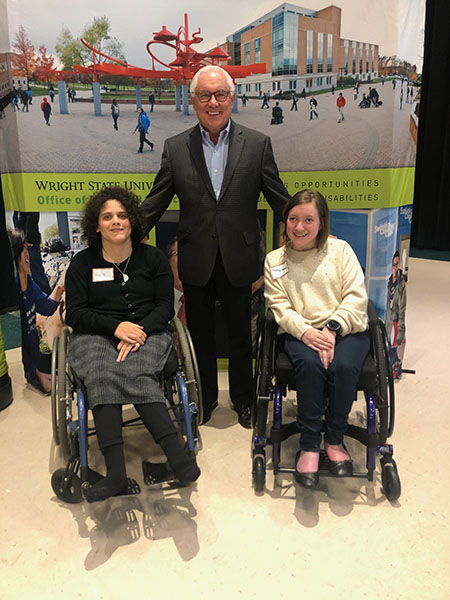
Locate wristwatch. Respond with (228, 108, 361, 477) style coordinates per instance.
(326, 319, 341, 334)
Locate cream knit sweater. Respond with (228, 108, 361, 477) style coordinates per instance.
(264, 237, 368, 339)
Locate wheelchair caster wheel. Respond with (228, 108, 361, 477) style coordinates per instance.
(381, 456, 401, 502)
(253, 454, 266, 492)
(51, 468, 82, 504)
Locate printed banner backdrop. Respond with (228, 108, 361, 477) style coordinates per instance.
(2, 0, 425, 379)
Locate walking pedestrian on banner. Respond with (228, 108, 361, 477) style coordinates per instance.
(13, 90, 20, 111)
(148, 92, 155, 113)
(337, 92, 346, 123)
(20, 89, 29, 112)
(290, 91, 298, 111)
(241, 93, 247, 107)
(133, 107, 154, 153)
(261, 92, 270, 109)
(399, 88, 403, 110)
(111, 98, 120, 130)
(40, 97, 51, 126)
(309, 95, 318, 119)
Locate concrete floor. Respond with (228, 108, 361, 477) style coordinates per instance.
(1, 255, 450, 599)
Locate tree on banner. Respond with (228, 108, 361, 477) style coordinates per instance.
(34, 46, 57, 83)
(55, 16, 125, 71)
(11, 25, 37, 80)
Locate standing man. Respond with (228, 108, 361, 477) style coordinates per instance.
(141, 66, 289, 428)
(337, 92, 346, 122)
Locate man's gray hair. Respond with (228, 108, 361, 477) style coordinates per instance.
(190, 65, 235, 95)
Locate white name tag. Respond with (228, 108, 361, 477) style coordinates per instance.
(92, 268, 114, 282)
(270, 262, 289, 279)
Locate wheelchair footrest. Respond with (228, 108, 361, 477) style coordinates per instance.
(142, 460, 175, 486)
(123, 478, 141, 496)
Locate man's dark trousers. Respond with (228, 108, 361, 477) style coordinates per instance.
(183, 249, 252, 413)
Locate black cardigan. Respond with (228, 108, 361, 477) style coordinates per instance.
(65, 243, 174, 340)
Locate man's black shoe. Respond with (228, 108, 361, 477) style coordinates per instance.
(237, 406, 252, 429)
(201, 401, 218, 425)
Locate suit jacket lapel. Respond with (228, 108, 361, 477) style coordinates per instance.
(187, 125, 216, 200)
(218, 120, 245, 203)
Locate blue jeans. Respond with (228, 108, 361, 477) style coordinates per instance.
(283, 331, 370, 451)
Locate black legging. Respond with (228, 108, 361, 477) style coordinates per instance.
(92, 402, 177, 450)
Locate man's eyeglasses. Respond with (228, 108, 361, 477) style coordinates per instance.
(194, 90, 231, 103)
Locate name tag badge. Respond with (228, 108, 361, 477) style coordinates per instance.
(92, 268, 114, 282)
(271, 262, 289, 279)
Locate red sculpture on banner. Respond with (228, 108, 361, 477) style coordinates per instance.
(54, 13, 265, 83)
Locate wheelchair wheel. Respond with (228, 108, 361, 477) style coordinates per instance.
(372, 319, 395, 441)
(380, 456, 401, 502)
(57, 327, 72, 458)
(253, 313, 275, 434)
(253, 451, 266, 492)
(252, 323, 264, 428)
(51, 335, 60, 446)
(171, 318, 203, 426)
(51, 468, 82, 504)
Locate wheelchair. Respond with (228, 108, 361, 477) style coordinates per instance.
(50, 317, 202, 504)
(252, 301, 401, 501)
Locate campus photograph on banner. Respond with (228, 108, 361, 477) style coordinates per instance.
(1, 0, 424, 380)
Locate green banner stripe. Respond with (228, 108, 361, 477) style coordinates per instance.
(2, 167, 414, 212)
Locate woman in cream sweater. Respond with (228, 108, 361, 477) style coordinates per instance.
(264, 190, 370, 489)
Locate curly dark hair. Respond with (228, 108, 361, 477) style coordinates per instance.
(81, 186, 147, 248)
(282, 189, 330, 250)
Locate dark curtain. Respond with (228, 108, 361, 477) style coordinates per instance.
(411, 0, 450, 250)
(0, 176, 18, 314)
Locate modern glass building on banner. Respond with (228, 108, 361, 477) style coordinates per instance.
(219, 3, 379, 95)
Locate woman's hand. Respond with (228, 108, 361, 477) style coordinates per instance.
(301, 327, 336, 369)
(114, 321, 146, 345)
(319, 327, 336, 369)
(116, 340, 141, 362)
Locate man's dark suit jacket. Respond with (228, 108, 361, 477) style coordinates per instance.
(142, 120, 290, 287)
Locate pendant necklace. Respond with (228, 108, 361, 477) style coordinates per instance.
(103, 250, 132, 286)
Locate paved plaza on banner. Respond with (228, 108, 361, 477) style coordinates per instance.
(5, 81, 417, 174)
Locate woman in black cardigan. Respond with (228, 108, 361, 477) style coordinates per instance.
(65, 187, 200, 502)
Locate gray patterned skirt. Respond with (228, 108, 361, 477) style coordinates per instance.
(67, 330, 172, 409)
